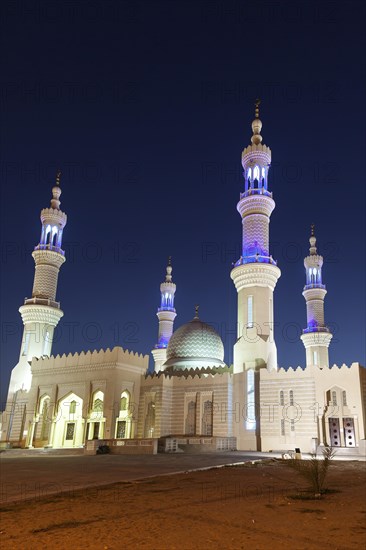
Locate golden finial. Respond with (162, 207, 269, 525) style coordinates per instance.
(194, 304, 199, 318)
(311, 223, 315, 237)
(56, 169, 61, 186)
(255, 98, 261, 119)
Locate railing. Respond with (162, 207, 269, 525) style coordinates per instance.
(240, 188, 272, 199)
(302, 327, 330, 334)
(303, 283, 326, 290)
(234, 254, 277, 267)
(34, 244, 65, 256)
(24, 297, 60, 309)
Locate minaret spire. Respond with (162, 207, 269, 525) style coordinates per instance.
(301, 227, 333, 368)
(151, 258, 177, 372)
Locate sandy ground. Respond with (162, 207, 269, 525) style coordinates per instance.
(0, 459, 365, 549)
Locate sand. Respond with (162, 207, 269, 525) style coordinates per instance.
(0, 459, 365, 549)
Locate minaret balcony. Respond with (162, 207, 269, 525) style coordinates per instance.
(240, 188, 272, 199)
(34, 243, 65, 255)
(302, 326, 330, 334)
(234, 254, 277, 267)
(24, 297, 61, 309)
(303, 283, 326, 290)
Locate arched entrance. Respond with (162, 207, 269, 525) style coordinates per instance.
(52, 392, 84, 448)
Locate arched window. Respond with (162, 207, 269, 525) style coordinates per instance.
(120, 391, 130, 412)
(45, 225, 51, 244)
(51, 226, 58, 247)
(332, 391, 337, 406)
(253, 165, 260, 182)
(69, 400, 77, 414)
(342, 391, 347, 406)
(247, 168, 252, 181)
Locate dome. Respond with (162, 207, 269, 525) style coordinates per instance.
(164, 316, 225, 370)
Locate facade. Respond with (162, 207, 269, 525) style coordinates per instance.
(1, 108, 365, 454)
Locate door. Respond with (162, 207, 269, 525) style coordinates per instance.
(329, 418, 340, 446)
(93, 422, 100, 439)
(343, 418, 355, 447)
(65, 422, 75, 444)
(116, 420, 126, 439)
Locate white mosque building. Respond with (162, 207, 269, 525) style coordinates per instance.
(1, 106, 365, 455)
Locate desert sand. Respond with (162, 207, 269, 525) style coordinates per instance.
(0, 459, 365, 549)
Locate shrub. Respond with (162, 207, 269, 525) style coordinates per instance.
(285, 446, 336, 498)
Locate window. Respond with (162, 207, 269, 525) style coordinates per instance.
(185, 400, 196, 435)
(253, 165, 260, 181)
(289, 390, 294, 406)
(247, 168, 252, 181)
(246, 370, 256, 430)
(120, 391, 130, 412)
(342, 391, 347, 406)
(42, 330, 50, 356)
(69, 400, 77, 414)
(93, 398, 103, 413)
(202, 400, 213, 436)
(247, 296, 253, 328)
(280, 390, 284, 407)
(332, 391, 337, 406)
(116, 420, 126, 439)
(144, 401, 156, 437)
(22, 332, 30, 356)
(281, 419, 285, 436)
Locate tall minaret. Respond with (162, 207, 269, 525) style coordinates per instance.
(7, 172, 67, 398)
(151, 258, 177, 372)
(231, 101, 281, 374)
(300, 226, 332, 368)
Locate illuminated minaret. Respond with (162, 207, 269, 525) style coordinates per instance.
(7, 172, 67, 398)
(151, 258, 177, 372)
(231, 101, 281, 374)
(300, 226, 332, 368)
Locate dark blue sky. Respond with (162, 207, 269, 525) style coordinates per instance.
(1, 0, 365, 405)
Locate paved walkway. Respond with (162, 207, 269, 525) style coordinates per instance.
(0, 449, 364, 504)
(0, 451, 275, 503)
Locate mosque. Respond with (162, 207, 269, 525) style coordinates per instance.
(1, 105, 365, 454)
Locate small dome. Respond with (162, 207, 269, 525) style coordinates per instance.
(164, 317, 225, 370)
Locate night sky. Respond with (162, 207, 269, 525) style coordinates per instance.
(1, 0, 365, 405)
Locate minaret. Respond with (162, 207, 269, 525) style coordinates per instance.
(151, 258, 177, 372)
(7, 172, 67, 397)
(230, 101, 281, 374)
(300, 226, 332, 368)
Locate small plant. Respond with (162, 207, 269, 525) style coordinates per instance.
(285, 446, 336, 498)
(96, 444, 110, 455)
